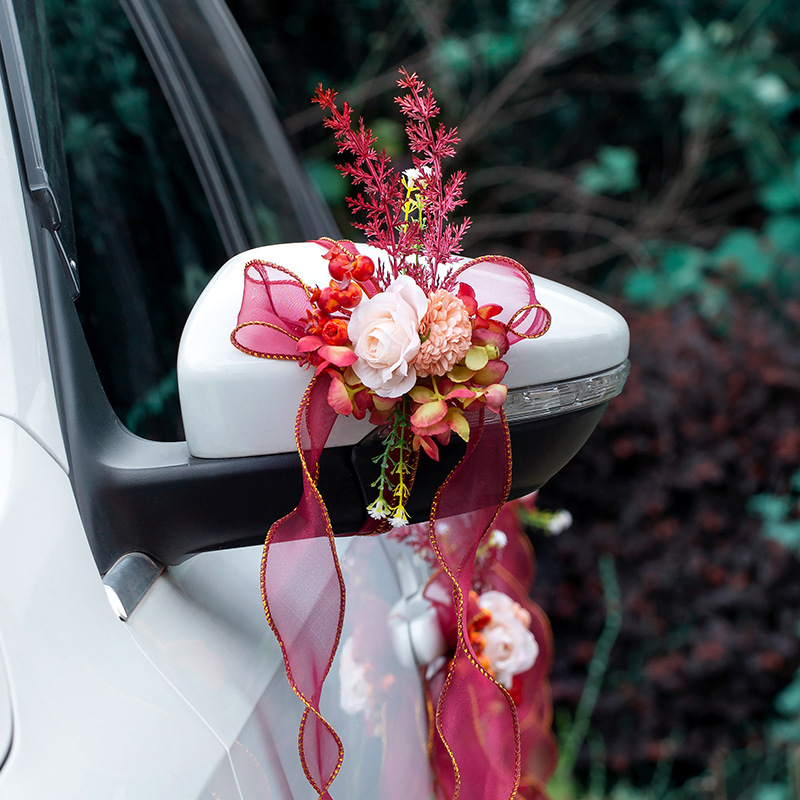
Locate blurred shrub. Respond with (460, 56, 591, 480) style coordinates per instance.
(623, 210, 800, 323)
(230, 0, 799, 300)
(578, 147, 640, 196)
(531, 293, 800, 784)
(751, 471, 800, 560)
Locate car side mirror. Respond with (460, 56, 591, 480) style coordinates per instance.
(178, 242, 629, 528)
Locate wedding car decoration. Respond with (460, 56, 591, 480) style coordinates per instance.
(231, 70, 551, 799)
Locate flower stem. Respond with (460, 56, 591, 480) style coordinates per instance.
(368, 396, 413, 523)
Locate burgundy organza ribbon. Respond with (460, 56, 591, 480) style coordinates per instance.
(428, 409, 519, 797)
(424, 501, 558, 800)
(489, 508, 559, 800)
(231, 241, 551, 799)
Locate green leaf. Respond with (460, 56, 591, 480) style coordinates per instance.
(763, 521, 800, 556)
(509, 0, 565, 29)
(765, 215, 800, 254)
(112, 87, 150, 138)
(577, 146, 639, 195)
(754, 784, 791, 800)
(435, 37, 472, 75)
(476, 33, 522, 70)
(712, 229, 773, 285)
(305, 159, 348, 206)
(181, 263, 212, 308)
(696, 284, 729, 320)
(760, 163, 800, 212)
(774, 676, 800, 717)
(623, 244, 712, 308)
(661, 245, 706, 293)
(622, 270, 664, 306)
(767, 718, 800, 745)
(370, 118, 404, 159)
(753, 74, 790, 108)
(748, 493, 792, 523)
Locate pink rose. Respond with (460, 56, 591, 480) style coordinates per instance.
(478, 590, 539, 688)
(348, 275, 428, 397)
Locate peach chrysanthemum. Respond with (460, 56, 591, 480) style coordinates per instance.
(413, 289, 472, 377)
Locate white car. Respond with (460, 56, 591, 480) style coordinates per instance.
(0, 0, 629, 796)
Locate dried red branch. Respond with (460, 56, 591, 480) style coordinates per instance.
(313, 71, 471, 291)
(313, 85, 406, 283)
(395, 68, 471, 281)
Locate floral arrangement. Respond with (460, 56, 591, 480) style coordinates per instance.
(254, 70, 550, 527)
(231, 69, 552, 800)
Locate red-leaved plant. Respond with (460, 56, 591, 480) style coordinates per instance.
(313, 68, 471, 294)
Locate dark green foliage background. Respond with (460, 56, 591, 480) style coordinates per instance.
(225, 0, 800, 795)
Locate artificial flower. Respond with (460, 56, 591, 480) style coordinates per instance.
(548, 509, 574, 535)
(477, 590, 539, 689)
(367, 495, 393, 520)
(413, 289, 472, 377)
(348, 275, 428, 397)
(488, 528, 508, 549)
(402, 166, 428, 190)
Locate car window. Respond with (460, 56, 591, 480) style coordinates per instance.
(11, 0, 336, 441)
(7, 0, 76, 268)
(39, 0, 228, 440)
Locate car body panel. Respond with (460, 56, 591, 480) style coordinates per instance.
(0, 77, 67, 470)
(0, 624, 11, 774)
(0, 417, 242, 798)
(124, 536, 432, 799)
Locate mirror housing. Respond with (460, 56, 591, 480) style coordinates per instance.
(178, 242, 629, 527)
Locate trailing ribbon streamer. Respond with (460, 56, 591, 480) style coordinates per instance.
(260, 371, 345, 797)
(421, 495, 559, 800)
(428, 409, 520, 798)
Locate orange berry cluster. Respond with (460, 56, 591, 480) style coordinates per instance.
(304, 250, 375, 346)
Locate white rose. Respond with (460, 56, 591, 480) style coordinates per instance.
(348, 275, 428, 398)
(478, 591, 539, 689)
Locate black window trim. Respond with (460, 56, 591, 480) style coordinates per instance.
(119, 0, 338, 257)
(0, 0, 78, 297)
